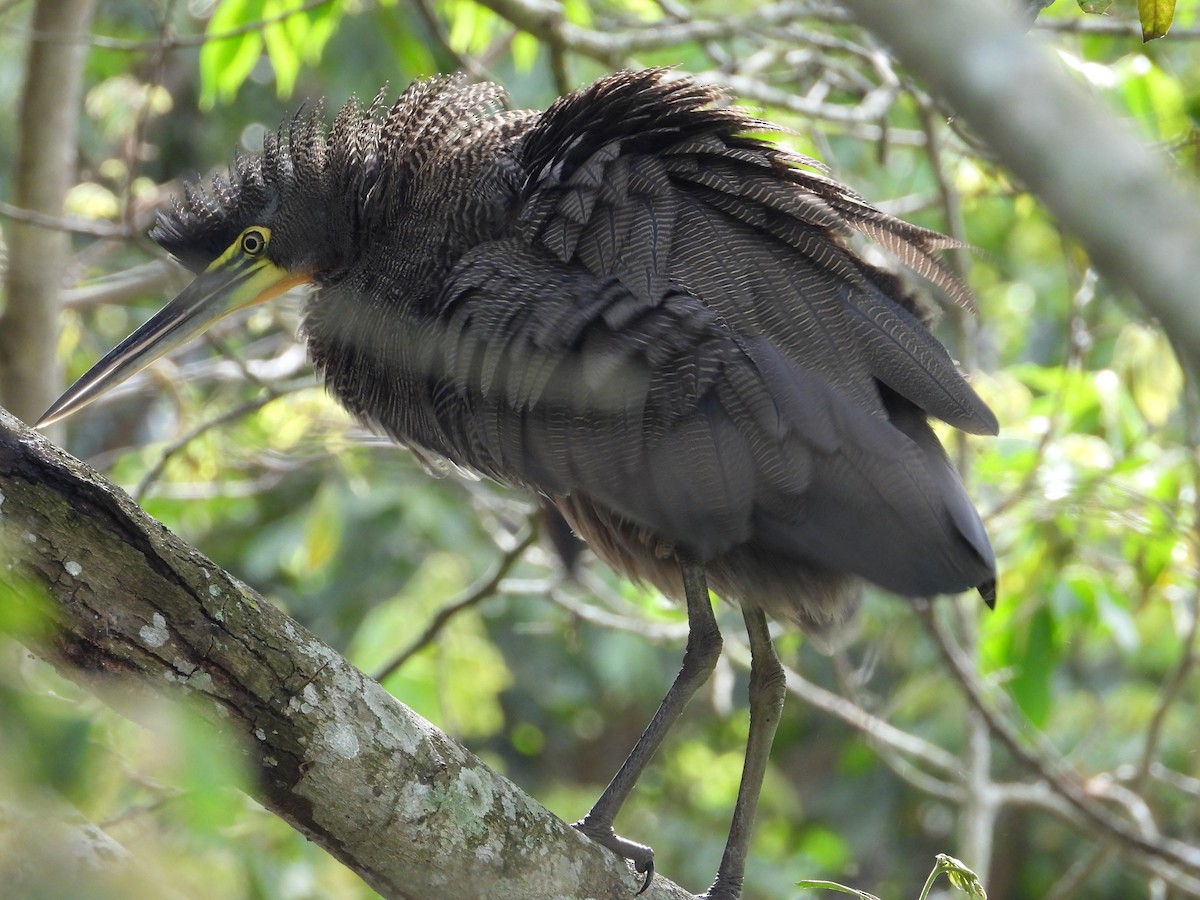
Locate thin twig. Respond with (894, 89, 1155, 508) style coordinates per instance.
(543, 582, 690, 643)
(412, 0, 491, 80)
(917, 601, 1200, 879)
(1035, 17, 1200, 39)
(0, 200, 132, 238)
(722, 635, 964, 778)
(62, 261, 183, 310)
(373, 525, 539, 683)
(133, 387, 299, 501)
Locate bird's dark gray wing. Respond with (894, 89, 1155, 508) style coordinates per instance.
(417, 242, 992, 597)
(513, 70, 998, 437)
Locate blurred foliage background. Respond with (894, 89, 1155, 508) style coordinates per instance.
(1, 0, 1199, 898)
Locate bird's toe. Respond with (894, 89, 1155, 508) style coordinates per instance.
(572, 817, 656, 893)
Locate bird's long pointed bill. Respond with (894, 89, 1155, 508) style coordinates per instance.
(37, 258, 309, 428)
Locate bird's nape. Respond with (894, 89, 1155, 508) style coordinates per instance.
(38, 69, 997, 899)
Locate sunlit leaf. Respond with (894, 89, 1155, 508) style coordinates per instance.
(446, 0, 506, 57)
(263, 0, 303, 98)
(348, 550, 511, 739)
(199, 0, 266, 108)
(799, 825, 852, 870)
(1113, 322, 1183, 428)
(1114, 56, 1187, 141)
(1129, 464, 1186, 590)
(299, 481, 343, 575)
(1096, 582, 1140, 650)
(1008, 605, 1058, 727)
(300, 2, 342, 64)
(676, 741, 743, 810)
(561, 0, 595, 27)
(86, 75, 173, 141)
(605, 0, 666, 21)
(64, 181, 120, 219)
(1139, 0, 1176, 40)
(933, 854, 988, 899)
(512, 31, 539, 72)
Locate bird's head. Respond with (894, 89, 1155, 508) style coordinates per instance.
(38, 76, 517, 429)
(37, 110, 363, 428)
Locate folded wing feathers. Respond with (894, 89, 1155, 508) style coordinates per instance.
(846, 288, 999, 435)
(842, 213, 977, 312)
(429, 227, 992, 593)
(393, 70, 997, 598)
(516, 70, 991, 437)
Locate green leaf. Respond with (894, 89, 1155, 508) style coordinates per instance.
(175, 707, 253, 836)
(299, 481, 343, 575)
(512, 30, 540, 72)
(1007, 604, 1058, 726)
(1139, 0, 1176, 40)
(199, 0, 266, 108)
(561, 0, 595, 26)
(1114, 56, 1188, 142)
(925, 854, 988, 900)
(262, 0, 303, 98)
(1113, 322, 1183, 428)
(1077, 0, 1112, 13)
(446, 0, 479, 54)
(799, 825, 852, 870)
(444, 0, 507, 56)
(0, 566, 53, 642)
(300, 2, 342, 64)
(0, 665, 95, 799)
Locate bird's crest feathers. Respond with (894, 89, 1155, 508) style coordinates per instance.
(152, 76, 530, 273)
(522, 68, 976, 312)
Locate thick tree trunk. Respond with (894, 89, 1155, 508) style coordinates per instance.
(0, 407, 693, 900)
(839, 0, 1200, 378)
(0, 0, 97, 425)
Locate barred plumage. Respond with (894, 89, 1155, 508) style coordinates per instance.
(43, 69, 997, 899)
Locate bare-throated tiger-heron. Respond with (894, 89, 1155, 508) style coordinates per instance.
(40, 69, 997, 899)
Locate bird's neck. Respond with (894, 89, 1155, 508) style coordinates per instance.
(300, 206, 498, 460)
(302, 144, 523, 457)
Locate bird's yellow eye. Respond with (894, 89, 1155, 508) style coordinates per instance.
(240, 227, 269, 257)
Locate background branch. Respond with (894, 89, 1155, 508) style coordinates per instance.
(0, 0, 97, 425)
(840, 0, 1200, 377)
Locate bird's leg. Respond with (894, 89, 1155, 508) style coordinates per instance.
(574, 559, 723, 893)
(701, 606, 786, 900)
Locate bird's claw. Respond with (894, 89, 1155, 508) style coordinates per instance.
(635, 857, 655, 896)
(633, 859, 652, 897)
(572, 817, 655, 894)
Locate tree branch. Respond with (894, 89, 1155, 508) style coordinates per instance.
(0, 406, 694, 900)
(839, 0, 1200, 378)
(475, 0, 827, 65)
(915, 601, 1200, 892)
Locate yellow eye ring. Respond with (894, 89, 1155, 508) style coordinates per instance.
(240, 228, 268, 257)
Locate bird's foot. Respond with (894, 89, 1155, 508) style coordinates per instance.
(697, 882, 742, 900)
(697, 872, 743, 900)
(572, 816, 655, 894)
